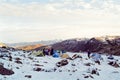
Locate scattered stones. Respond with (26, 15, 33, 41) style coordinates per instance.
(87, 67, 99, 76)
(16, 67, 19, 69)
(95, 61, 101, 65)
(72, 54, 82, 60)
(84, 63, 94, 66)
(15, 60, 23, 64)
(84, 75, 94, 79)
(25, 75, 32, 78)
(77, 78, 80, 80)
(44, 62, 48, 63)
(59, 70, 62, 72)
(8, 55, 12, 61)
(91, 69, 99, 75)
(71, 64, 76, 66)
(84, 75, 89, 78)
(69, 74, 72, 76)
(72, 69, 77, 72)
(56, 59, 68, 67)
(89, 75, 94, 78)
(108, 61, 120, 68)
(45, 70, 53, 72)
(34, 64, 44, 67)
(33, 67, 44, 72)
(28, 57, 33, 60)
(15, 57, 21, 61)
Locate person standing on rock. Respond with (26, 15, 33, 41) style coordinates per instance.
(87, 50, 91, 59)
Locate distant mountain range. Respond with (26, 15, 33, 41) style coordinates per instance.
(6, 40, 62, 47)
(52, 36, 120, 55)
(16, 44, 45, 51)
(3, 36, 120, 55)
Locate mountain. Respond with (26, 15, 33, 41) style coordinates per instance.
(52, 38, 102, 52)
(52, 36, 120, 55)
(16, 44, 45, 51)
(7, 40, 62, 47)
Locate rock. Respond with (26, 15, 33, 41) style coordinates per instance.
(25, 75, 32, 78)
(113, 62, 120, 68)
(91, 70, 97, 74)
(8, 56, 12, 61)
(33, 67, 43, 71)
(59, 70, 62, 72)
(72, 54, 82, 60)
(15, 60, 22, 64)
(15, 57, 21, 61)
(34, 64, 44, 67)
(16, 67, 19, 69)
(71, 64, 76, 66)
(84, 63, 91, 66)
(44, 62, 48, 63)
(108, 61, 120, 68)
(84, 75, 89, 78)
(95, 61, 101, 65)
(0, 65, 14, 75)
(89, 75, 94, 78)
(56, 59, 68, 67)
(87, 67, 99, 76)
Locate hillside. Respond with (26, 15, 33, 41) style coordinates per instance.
(0, 47, 120, 80)
(16, 44, 45, 51)
(7, 40, 61, 47)
(52, 36, 120, 55)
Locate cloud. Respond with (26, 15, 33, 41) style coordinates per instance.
(0, 0, 120, 43)
(0, 0, 120, 17)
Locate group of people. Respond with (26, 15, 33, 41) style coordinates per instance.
(42, 48, 65, 58)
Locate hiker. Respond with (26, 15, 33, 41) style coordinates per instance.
(43, 48, 46, 56)
(87, 50, 91, 59)
(50, 48, 54, 55)
(43, 48, 49, 56)
(61, 50, 66, 54)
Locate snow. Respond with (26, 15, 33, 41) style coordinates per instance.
(0, 51, 120, 80)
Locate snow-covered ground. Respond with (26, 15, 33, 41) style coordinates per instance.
(0, 51, 120, 80)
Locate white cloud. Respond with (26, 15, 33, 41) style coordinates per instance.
(0, 0, 120, 43)
(0, 0, 120, 17)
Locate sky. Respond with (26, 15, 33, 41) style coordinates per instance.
(0, 0, 120, 43)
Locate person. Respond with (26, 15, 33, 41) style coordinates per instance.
(87, 50, 91, 59)
(61, 50, 66, 54)
(43, 48, 49, 56)
(50, 48, 54, 55)
(43, 48, 46, 56)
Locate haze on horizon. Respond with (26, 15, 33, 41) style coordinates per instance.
(0, 0, 120, 43)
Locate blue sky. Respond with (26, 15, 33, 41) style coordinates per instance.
(0, 0, 120, 43)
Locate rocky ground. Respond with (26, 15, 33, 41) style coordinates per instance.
(0, 48, 120, 80)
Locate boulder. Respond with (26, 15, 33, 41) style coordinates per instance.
(56, 60, 68, 67)
(0, 65, 14, 75)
